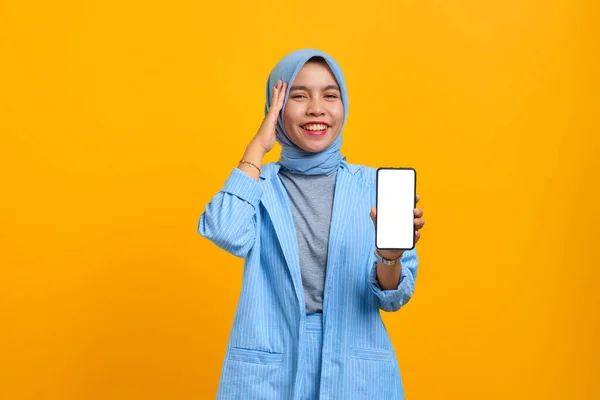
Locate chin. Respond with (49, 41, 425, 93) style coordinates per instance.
(298, 136, 332, 153)
(288, 128, 339, 153)
(300, 143, 329, 153)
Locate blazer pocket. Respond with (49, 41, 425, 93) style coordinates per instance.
(349, 347, 399, 398)
(228, 347, 283, 365)
(349, 347, 395, 362)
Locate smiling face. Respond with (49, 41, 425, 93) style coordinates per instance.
(283, 59, 344, 153)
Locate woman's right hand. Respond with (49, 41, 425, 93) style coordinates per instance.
(252, 79, 287, 154)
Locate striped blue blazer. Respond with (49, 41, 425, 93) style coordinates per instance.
(198, 160, 419, 399)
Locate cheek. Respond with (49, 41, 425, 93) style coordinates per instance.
(283, 105, 301, 130)
(331, 103, 344, 126)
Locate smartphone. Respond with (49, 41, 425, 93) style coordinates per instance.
(375, 167, 417, 250)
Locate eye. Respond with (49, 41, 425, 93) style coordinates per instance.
(325, 94, 338, 98)
(291, 94, 307, 99)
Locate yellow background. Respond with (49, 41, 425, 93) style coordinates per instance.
(2, 0, 598, 398)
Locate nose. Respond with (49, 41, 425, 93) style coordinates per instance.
(306, 97, 325, 116)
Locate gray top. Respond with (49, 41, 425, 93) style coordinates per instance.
(279, 168, 337, 315)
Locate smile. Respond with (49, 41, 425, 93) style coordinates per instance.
(301, 123, 329, 136)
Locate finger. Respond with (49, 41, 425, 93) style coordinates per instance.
(267, 80, 282, 120)
(276, 82, 287, 113)
(413, 208, 423, 218)
(416, 194, 420, 204)
(415, 230, 421, 243)
(275, 83, 287, 120)
(414, 217, 425, 229)
(269, 80, 281, 109)
(370, 207, 376, 227)
(269, 82, 287, 125)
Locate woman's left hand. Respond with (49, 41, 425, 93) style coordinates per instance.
(369, 194, 425, 260)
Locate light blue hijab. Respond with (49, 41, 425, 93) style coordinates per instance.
(264, 49, 348, 175)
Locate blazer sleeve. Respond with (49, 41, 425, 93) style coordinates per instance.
(197, 168, 262, 258)
(368, 247, 419, 312)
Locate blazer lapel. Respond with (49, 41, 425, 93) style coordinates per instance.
(322, 162, 370, 317)
(260, 169, 305, 311)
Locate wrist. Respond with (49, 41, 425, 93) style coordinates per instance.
(247, 139, 268, 158)
(243, 141, 267, 163)
(376, 248, 404, 261)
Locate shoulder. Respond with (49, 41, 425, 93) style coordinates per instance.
(343, 160, 376, 184)
(258, 162, 280, 182)
(343, 161, 379, 206)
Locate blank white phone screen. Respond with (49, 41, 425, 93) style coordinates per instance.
(376, 168, 416, 250)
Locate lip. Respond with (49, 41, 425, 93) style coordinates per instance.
(302, 126, 329, 136)
(301, 121, 330, 137)
(302, 121, 329, 127)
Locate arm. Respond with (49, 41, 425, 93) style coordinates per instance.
(375, 258, 402, 290)
(367, 195, 424, 312)
(198, 160, 263, 258)
(197, 79, 288, 258)
(369, 248, 418, 312)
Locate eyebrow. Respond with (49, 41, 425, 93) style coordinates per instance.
(289, 84, 341, 92)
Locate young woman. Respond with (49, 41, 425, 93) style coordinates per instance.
(198, 48, 425, 399)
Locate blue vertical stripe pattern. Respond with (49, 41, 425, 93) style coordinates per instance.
(198, 160, 419, 399)
(298, 313, 324, 399)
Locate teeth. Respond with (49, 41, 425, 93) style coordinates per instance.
(303, 124, 328, 131)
